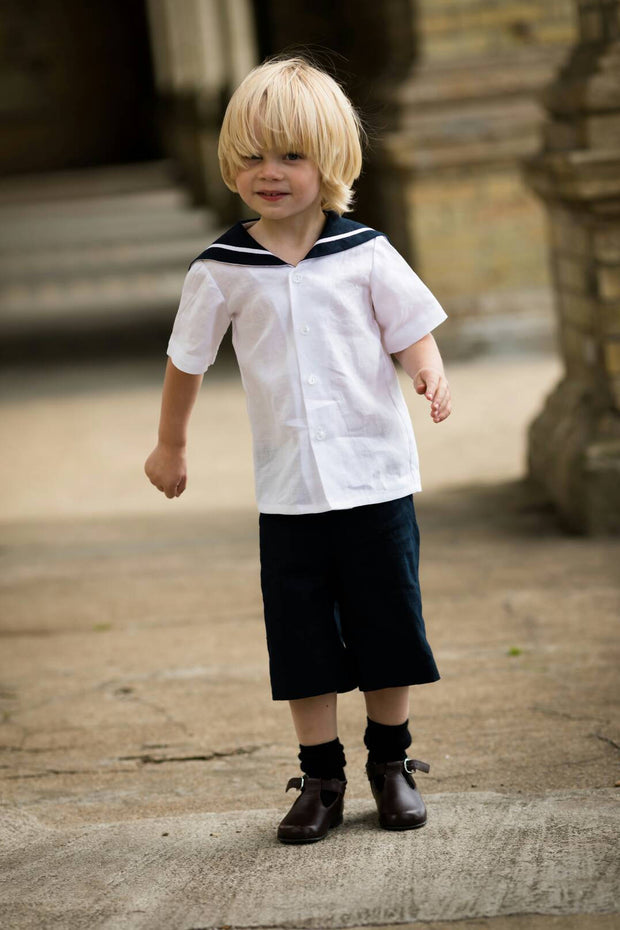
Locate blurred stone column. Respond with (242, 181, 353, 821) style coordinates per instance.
(378, 1, 576, 352)
(524, 0, 620, 533)
(145, 0, 257, 219)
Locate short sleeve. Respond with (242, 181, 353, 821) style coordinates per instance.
(370, 236, 447, 354)
(166, 262, 231, 374)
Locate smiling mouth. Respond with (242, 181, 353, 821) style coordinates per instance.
(257, 191, 288, 199)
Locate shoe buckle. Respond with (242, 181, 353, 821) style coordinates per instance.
(404, 757, 430, 774)
(285, 775, 305, 792)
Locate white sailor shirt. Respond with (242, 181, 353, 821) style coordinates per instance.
(167, 210, 447, 514)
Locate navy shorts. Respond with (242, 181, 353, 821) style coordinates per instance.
(259, 495, 440, 701)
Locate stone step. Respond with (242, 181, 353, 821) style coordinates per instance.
(0, 186, 189, 220)
(0, 206, 214, 251)
(1, 268, 185, 332)
(0, 159, 181, 206)
(0, 161, 220, 338)
(0, 235, 215, 282)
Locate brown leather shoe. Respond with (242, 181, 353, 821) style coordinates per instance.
(277, 775, 346, 844)
(366, 757, 430, 830)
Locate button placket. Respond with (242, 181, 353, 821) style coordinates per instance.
(289, 268, 325, 445)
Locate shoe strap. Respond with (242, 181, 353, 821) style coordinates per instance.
(285, 775, 347, 794)
(366, 757, 430, 776)
(405, 758, 430, 774)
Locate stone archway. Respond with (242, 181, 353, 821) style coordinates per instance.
(0, 0, 161, 175)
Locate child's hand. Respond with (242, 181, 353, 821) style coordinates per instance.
(413, 367, 452, 423)
(144, 443, 187, 498)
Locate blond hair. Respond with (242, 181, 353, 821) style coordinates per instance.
(218, 57, 364, 215)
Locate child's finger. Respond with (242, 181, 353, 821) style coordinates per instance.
(432, 392, 452, 422)
(430, 380, 449, 408)
(413, 372, 428, 395)
(416, 371, 439, 400)
(424, 374, 440, 400)
(433, 403, 451, 422)
(427, 378, 446, 406)
(430, 382, 451, 420)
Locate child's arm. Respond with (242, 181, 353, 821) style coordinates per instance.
(144, 358, 204, 498)
(394, 333, 451, 423)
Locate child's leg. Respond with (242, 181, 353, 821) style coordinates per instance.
(277, 691, 347, 844)
(363, 686, 412, 762)
(363, 685, 428, 830)
(289, 692, 338, 744)
(364, 685, 409, 726)
(289, 691, 346, 785)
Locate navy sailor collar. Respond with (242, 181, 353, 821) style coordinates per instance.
(189, 211, 385, 269)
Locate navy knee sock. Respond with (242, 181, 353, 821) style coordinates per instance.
(364, 716, 412, 764)
(298, 738, 346, 805)
(298, 737, 346, 780)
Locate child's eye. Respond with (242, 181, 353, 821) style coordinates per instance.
(284, 152, 303, 161)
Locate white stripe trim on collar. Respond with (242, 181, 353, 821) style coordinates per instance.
(207, 243, 266, 254)
(205, 227, 375, 256)
(315, 227, 374, 246)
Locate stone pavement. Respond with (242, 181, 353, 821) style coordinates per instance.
(2, 792, 618, 929)
(1, 353, 619, 929)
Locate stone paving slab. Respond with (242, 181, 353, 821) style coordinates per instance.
(348, 919, 619, 930)
(1, 790, 617, 930)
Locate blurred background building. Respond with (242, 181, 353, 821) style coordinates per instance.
(1, 0, 618, 531)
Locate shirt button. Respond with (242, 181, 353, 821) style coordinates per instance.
(315, 429, 326, 441)
(307, 374, 317, 385)
(300, 325, 310, 335)
(292, 273, 302, 283)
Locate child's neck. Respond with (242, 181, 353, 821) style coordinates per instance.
(247, 209, 327, 267)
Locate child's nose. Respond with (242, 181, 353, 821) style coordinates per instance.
(259, 158, 284, 178)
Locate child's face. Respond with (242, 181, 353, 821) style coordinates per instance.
(234, 148, 323, 223)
